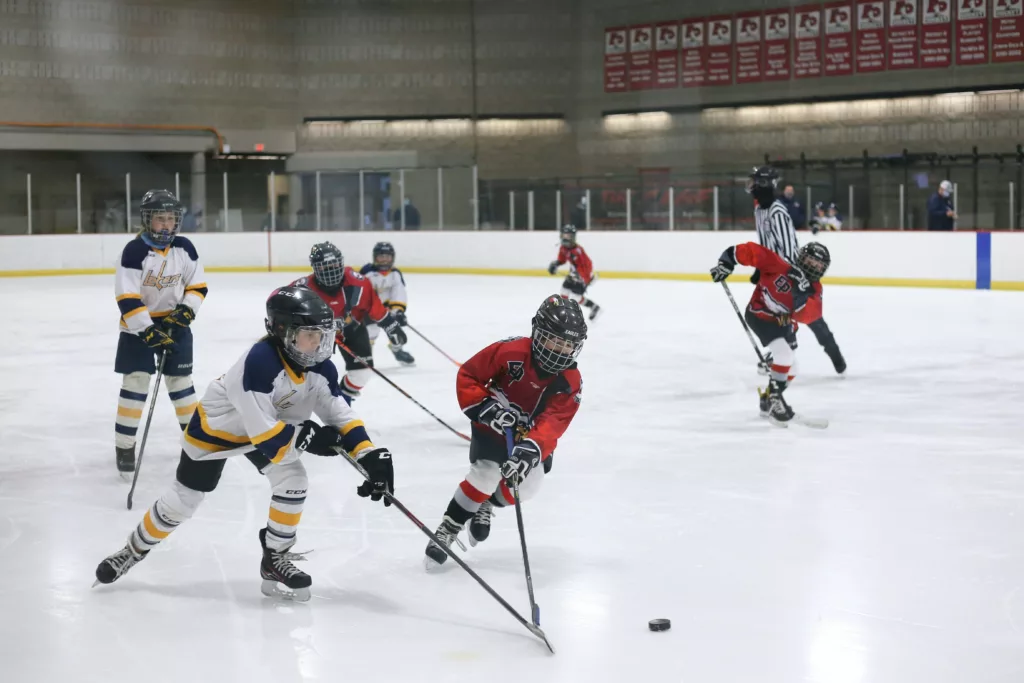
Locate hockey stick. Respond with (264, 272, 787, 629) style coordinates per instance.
(406, 324, 462, 368)
(336, 448, 555, 654)
(336, 341, 470, 442)
(505, 428, 542, 628)
(127, 352, 166, 510)
(721, 282, 767, 366)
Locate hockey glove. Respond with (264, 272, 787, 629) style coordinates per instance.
(501, 439, 542, 483)
(141, 324, 176, 350)
(381, 314, 408, 347)
(710, 246, 737, 283)
(475, 398, 517, 434)
(787, 266, 811, 293)
(355, 447, 394, 506)
(296, 420, 343, 457)
(750, 268, 761, 285)
(391, 308, 408, 327)
(162, 304, 196, 330)
(548, 261, 560, 275)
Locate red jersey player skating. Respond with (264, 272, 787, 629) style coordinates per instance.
(711, 240, 831, 426)
(289, 242, 407, 401)
(548, 224, 601, 321)
(424, 296, 587, 570)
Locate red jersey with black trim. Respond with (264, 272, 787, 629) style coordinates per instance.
(289, 268, 390, 338)
(734, 242, 823, 324)
(457, 336, 582, 460)
(555, 244, 594, 284)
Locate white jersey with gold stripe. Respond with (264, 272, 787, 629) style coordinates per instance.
(359, 264, 408, 311)
(115, 235, 207, 333)
(182, 339, 373, 465)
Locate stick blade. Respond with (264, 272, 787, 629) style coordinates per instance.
(528, 624, 556, 654)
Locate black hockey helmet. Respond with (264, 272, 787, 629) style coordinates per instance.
(796, 242, 831, 281)
(813, 201, 825, 214)
(310, 241, 345, 291)
(265, 286, 335, 367)
(140, 189, 184, 246)
(531, 295, 588, 374)
(560, 224, 578, 248)
(373, 241, 396, 269)
(746, 166, 781, 207)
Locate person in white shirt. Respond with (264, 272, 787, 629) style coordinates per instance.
(360, 242, 415, 366)
(113, 190, 206, 476)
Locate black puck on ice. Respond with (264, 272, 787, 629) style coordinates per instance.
(648, 618, 671, 632)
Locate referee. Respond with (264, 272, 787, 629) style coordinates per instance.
(747, 166, 846, 375)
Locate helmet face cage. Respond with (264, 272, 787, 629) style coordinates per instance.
(560, 225, 577, 248)
(281, 324, 334, 368)
(797, 244, 830, 281)
(311, 244, 345, 289)
(531, 325, 584, 374)
(373, 242, 395, 269)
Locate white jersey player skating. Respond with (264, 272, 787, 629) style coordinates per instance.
(360, 241, 415, 366)
(94, 287, 397, 601)
(113, 190, 207, 477)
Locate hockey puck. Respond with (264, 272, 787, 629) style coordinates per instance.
(648, 619, 671, 632)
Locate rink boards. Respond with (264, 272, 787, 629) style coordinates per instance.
(0, 230, 1019, 290)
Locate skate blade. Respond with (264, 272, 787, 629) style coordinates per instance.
(423, 554, 451, 572)
(767, 416, 790, 429)
(118, 471, 134, 482)
(260, 579, 310, 602)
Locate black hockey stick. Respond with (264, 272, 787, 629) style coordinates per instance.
(721, 282, 768, 366)
(336, 448, 555, 654)
(505, 428, 543, 629)
(407, 324, 462, 368)
(127, 352, 166, 510)
(336, 341, 470, 442)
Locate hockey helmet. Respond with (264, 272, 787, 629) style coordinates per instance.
(265, 286, 335, 368)
(531, 295, 588, 374)
(140, 189, 184, 247)
(373, 241, 396, 269)
(310, 242, 345, 290)
(560, 224, 578, 248)
(796, 242, 831, 281)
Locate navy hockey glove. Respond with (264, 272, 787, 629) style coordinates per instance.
(548, 261, 560, 275)
(141, 324, 176, 350)
(296, 420, 343, 457)
(787, 266, 811, 293)
(381, 313, 408, 347)
(501, 439, 542, 483)
(355, 447, 394, 506)
(391, 308, 408, 327)
(163, 304, 196, 330)
(475, 398, 517, 434)
(710, 246, 737, 283)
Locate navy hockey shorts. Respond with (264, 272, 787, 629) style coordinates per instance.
(744, 309, 796, 350)
(562, 276, 588, 297)
(468, 427, 554, 474)
(115, 327, 194, 377)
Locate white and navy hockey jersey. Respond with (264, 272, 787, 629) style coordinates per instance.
(182, 339, 374, 464)
(755, 199, 800, 264)
(359, 264, 408, 311)
(115, 235, 207, 333)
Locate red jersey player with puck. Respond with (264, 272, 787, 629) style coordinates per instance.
(424, 296, 587, 570)
(710, 240, 831, 427)
(548, 225, 601, 321)
(289, 242, 407, 401)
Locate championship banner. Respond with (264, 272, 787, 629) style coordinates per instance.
(957, 0, 990, 64)
(920, 0, 953, 68)
(888, 0, 921, 68)
(795, 4, 825, 77)
(824, 1, 855, 75)
(856, 0, 887, 72)
(628, 25, 655, 90)
(654, 22, 680, 88)
(764, 8, 793, 80)
(604, 27, 629, 92)
(735, 11, 764, 83)
(992, 0, 1024, 63)
(681, 17, 708, 87)
(706, 15, 735, 85)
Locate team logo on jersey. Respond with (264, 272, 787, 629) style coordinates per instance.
(506, 360, 526, 383)
(142, 261, 181, 291)
(274, 390, 297, 411)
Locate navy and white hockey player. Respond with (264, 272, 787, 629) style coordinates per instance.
(113, 190, 206, 476)
(94, 287, 397, 601)
(360, 242, 415, 366)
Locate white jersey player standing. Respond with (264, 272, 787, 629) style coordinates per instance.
(113, 189, 207, 476)
(360, 242, 415, 366)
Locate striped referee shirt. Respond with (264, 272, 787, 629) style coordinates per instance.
(755, 200, 800, 263)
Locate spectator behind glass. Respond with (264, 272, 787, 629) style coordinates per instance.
(779, 185, 806, 230)
(392, 197, 422, 230)
(927, 180, 957, 231)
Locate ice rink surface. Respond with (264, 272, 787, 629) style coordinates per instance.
(3, 271, 1024, 683)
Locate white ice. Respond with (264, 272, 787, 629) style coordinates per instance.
(2, 272, 1024, 683)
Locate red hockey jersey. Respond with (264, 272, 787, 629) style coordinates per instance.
(734, 242, 823, 324)
(289, 268, 390, 341)
(457, 336, 582, 460)
(555, 244, 594, 284)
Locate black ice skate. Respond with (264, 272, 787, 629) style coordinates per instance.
(468, 501, 493, 547)
(391, 347, 416, 366)
(758, 381, 795, 427)
(93, 540, 148, 586)
(424, 516, 464, 571)
(826, 345, 847, 376)
(588, 304, 602, 322)
(259, 527, 312, 602)
(116, 445, 135, 478)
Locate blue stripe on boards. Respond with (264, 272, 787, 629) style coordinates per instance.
(976, 232, 992, 290)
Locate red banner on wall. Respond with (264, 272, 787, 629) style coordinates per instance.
(824, 2, 855, 74)
(921, 0, 953, 67)
(654, 22, 680, 88)
(629, 25, 655, 90)
(735, 11, 764, 83)
(681, 18, 707, 87)
(957, 0, 990, 64)
(857, 0, 888, 71)
(992, 0, 1024, 62)
(889, 0, 920, 68)
(706, 15, 734, 85)
(795, 5, 825, 77)
(764, 9, 793, 80)
(604, 27, 629, 92)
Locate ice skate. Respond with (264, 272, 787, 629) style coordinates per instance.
(468, 501, 493, 547)
(94, 540, 147, 586)
(588, 304, 602, 322)
(391, 346, 416, 366)
(424, 516, 464, 571)
(259, 527, 312, 602)
(116, 445, 135, 479)
(759, 381, 794, 427)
